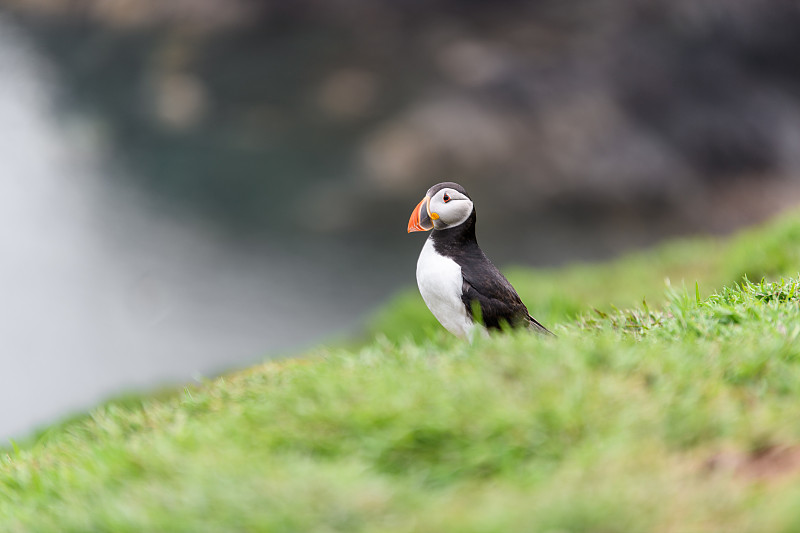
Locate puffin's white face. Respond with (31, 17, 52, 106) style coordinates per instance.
(407, 184, 474, 233)
(427, 187, 473, 230)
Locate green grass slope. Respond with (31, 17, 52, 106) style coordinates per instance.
(3, 212, 800, 532)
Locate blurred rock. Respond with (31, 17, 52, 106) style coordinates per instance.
(3, 0, 800, 260)
(149, 73, 208, 130)
(4, 0, 259, 29)
(362, 99, 516, 191)
(436, 40, 509, 87)
(316, 68, 378, 120)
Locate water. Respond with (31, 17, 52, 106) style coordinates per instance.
(0, 17, 405, 441)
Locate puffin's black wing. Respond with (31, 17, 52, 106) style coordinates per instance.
(427, 206, 553, 336)
(524, 312, 555, 337)
(460, 267, 554, 336)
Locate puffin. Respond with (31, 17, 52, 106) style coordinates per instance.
(407, 182, 553, 338)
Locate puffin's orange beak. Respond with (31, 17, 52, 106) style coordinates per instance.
(407, 196, 434, 232)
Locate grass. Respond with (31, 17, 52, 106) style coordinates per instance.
(3, 211, 800, 532)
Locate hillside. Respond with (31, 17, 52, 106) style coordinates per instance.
(372, 209, 800, 343)
(3, 211, 800, 532)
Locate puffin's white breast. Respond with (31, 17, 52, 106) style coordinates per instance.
(416, 237, 475, 338)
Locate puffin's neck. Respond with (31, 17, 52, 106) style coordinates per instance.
(429, 209, 478, 257)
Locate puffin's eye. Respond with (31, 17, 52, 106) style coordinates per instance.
(443, 193, 451, 203)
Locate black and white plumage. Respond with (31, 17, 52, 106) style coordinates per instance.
(407, 182, 553, 338)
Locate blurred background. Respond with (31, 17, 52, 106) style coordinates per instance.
(2, 0, 800, 440)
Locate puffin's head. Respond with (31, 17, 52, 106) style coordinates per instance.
(407, 182, 474, 233)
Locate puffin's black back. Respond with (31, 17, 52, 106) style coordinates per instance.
(430, 205, 552, 335)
